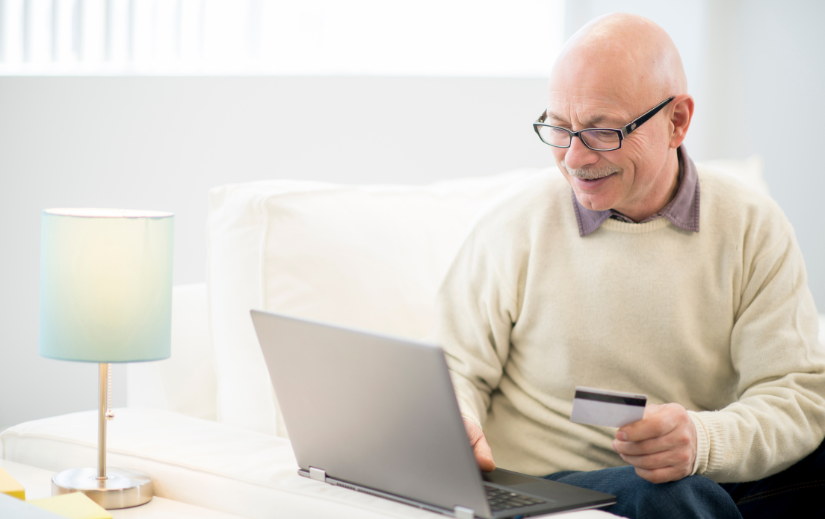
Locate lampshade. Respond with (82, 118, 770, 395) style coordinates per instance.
(39, 208, 174, 363)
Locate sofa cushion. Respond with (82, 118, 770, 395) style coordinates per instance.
(206, 170, 543, 436)
(0, 409, 614, 519)
(699, 155, 770, 197)
(127, 283, 217, 421)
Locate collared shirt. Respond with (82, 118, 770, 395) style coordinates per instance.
(572, 145, 700, 237)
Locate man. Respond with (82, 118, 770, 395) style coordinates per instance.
(434, 13, 825, 519)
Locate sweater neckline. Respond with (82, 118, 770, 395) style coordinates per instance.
(600, 217, 671, 234)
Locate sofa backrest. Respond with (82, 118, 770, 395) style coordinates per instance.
(206, 169, 546, 436)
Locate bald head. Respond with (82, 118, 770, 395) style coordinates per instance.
(551, 14, 687, 112)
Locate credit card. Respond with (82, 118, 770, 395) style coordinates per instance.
(570, 386, 647, 428)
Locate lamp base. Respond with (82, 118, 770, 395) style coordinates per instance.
(52, 467, 153, 509)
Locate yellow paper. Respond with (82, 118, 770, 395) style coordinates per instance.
(28, 492, 112, 519)
(0, 467, 25, 500)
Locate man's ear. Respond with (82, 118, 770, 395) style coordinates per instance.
(668, 94, 694, 149)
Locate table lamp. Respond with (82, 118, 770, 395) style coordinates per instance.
(38, 208, 174, 509)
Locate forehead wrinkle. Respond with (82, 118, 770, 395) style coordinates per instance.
(546, 111, 611, 128)
(547, 94, 630, 129)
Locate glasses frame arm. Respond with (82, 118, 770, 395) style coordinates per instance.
(621, 96, 674, 137)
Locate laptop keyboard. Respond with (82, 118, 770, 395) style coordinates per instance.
(484, 484, 546, 511)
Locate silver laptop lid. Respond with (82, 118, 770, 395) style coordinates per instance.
(251, 310, 491, 517)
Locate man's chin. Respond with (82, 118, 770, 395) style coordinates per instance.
(572, 186, 620, 212)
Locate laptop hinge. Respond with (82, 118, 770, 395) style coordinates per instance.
(309, 467, 327, 483)
(454, 505, 474, 519)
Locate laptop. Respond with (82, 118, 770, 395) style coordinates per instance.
(250, 310, 616, 518)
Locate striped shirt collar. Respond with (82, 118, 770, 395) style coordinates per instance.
(572, 145, 700, 237)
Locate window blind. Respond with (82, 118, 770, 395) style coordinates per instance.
(0, 0, 564, 76)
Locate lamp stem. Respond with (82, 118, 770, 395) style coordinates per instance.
(98, 363, 108, 480)
(51, 361, 153, 508)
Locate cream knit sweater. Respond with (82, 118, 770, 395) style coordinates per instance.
(435, 167, 825, 483)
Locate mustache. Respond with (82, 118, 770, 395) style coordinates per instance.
(561, 161, 620, 180)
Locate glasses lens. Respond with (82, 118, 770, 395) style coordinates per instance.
(537, 125, 572, 147)
(581, 129, 621, 150)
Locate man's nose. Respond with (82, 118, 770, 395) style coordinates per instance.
(563, 135, 600, 170)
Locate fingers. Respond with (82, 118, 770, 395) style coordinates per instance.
(633, 465, 692, 484)
(617, 445, 694, 471)
(611, 403, 698, 484)
(463, 418, 496, 472)
(616, 403, 686, 442)
(613, 423, 695, 457)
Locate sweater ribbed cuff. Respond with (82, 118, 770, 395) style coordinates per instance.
(688, 411, 710, 475)
(456, 394, 482, 427)
(460, 413, 481, 428)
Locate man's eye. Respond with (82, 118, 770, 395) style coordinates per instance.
(583, 130, 620, 143)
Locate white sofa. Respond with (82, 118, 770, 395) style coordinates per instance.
(3, 160, 823, 519)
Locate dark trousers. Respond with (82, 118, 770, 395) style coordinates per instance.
(544, 437, 825, 519)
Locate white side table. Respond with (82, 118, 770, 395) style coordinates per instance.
(0, 459, 249, 519)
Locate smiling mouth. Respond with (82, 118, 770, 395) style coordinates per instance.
(578, 172, 616, 181)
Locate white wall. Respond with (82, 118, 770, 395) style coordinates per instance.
(0, 76, 552, 429)
(2, 0, 824, 431)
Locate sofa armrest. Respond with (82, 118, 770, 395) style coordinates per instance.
(127, 283, 217, 421)
(1, 410, 615, 519)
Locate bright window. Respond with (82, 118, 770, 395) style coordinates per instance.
(0, 0, 565, 76)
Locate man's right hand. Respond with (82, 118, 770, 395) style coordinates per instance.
(463, 418, 496, 472)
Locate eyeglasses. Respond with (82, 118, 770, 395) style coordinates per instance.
(533, 97, 675, 152)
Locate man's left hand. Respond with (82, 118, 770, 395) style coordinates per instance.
(612, 403, 697, 484)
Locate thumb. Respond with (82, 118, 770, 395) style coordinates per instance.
(463, 418, 496, 472)
(474, 432, 496, 472)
